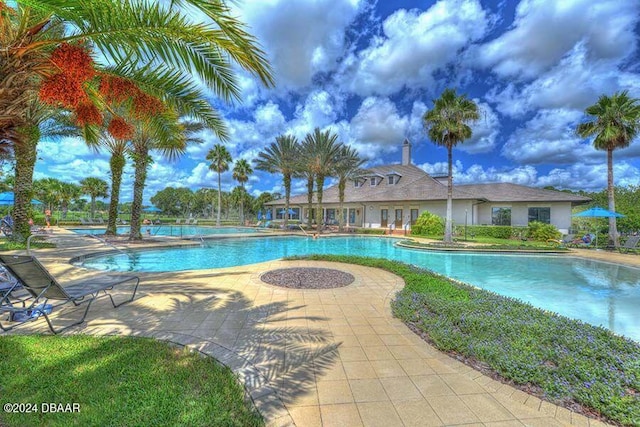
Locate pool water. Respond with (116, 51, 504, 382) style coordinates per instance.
(70, 225, 260, 237)
(78, 236, 640, 341)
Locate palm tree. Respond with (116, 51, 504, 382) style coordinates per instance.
(232, 158, 253, 225)
(57, 182, 81, 219)
(423, 88, 479, 243)
(80, 177, 109, 220)
(207, 144, 232, 226)
(334, 146, 365, 232)
(302, 128, 343, 233)
(255, 135, 300, 227)
(1, 1, 273, 240)
(103, 136, 129, 235)
(33, 177, 62, 213)
(577, 91, 640, 247)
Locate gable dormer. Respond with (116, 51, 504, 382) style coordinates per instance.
(354, 177, 366, 188)
(386, 171, 402, 185)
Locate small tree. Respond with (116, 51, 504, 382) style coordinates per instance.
(80, 177, 109, 220)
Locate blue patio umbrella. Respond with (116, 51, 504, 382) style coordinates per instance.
(573, 206, 625, 248)
(0, 191, 43, 205)
(257, 211, 263, 220)
(265, 210, 272, 220)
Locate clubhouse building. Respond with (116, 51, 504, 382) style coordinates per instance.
(266, 140, 590, 233)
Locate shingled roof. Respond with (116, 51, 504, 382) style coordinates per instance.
(266, 163, 590, 206)
(456, 183, 591, 203)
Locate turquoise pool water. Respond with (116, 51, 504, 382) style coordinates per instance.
(78, 236, 640, 341)
(70, 225, 260, 237)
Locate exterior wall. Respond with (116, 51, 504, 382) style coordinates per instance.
(269, 200, 574, 233)
(476, 202, 574, 233)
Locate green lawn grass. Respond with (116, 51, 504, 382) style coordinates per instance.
(0, 336, 263, 427)
(290, 255, 640, 426)
(0, 241, 56, 251)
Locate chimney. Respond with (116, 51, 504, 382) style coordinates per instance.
(401, 139, 411, 165)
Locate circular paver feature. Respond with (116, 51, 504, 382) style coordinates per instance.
(260, 267, 355, 289)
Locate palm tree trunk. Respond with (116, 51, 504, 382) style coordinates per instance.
(12, 127, 39, 241)
(607, 148, 619, 247)
(444, 145, 453, 243)
(129, 149, 149, 241)
(283, 173, 291, 228)
(216, 172, 222, 226)
(90, 196, 96, 220)
(105, 153, 125, 236)
(306, 175, 314, 228)
(338, 178, 346, 233)
(240, 185, 245, 226)
(316, 175, 324, 234)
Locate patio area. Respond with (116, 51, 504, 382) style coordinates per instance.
(2, 232, 627, 427)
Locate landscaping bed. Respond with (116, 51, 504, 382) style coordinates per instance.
(291, 254, 640, 426)
(397, 239, 569, 252)
(0, 336, 263, 427)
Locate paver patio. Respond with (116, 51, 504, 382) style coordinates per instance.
(3, 232, 630, 426)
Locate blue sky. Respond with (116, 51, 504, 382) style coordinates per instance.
(32, 0, 640, 203)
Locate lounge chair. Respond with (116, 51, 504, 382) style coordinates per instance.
(0, 254, 139, 334)
(176, 219, 182, 225)
(1, 215, 14, 237)
(619, 235, 640, 254)
(79, 218, 88, 225)
(547, 234, 574, 247)
(95, 218, 105, 225)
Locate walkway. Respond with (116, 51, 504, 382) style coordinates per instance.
(4, 233, 629, 427)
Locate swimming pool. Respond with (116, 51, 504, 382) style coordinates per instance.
(70, 225, 260, 237)
(77, 236, 640, 341)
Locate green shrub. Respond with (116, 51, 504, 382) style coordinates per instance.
(526, 221, 561, 241)
(411, 211, 444, 236)
(454, 225, 516, 239)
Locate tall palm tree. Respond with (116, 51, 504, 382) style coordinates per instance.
(423, 88, 479, 243)
(80, 177, 109, 220)
(302, 128, 343, 233)
(128, 119, 202, 240)
(255, 135, 299, 227)
(207, 144, 232, 226)
(333, 146, 365, 232)
(1, 1, 273, 240)
(232, 158, 253, 226)
(577, 91, 640, 247)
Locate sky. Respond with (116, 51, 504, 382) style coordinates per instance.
(31, 0, 640, 204)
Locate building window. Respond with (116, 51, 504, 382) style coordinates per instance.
(410, 209, 419, 225)
(528, 207, 551, 224)
(492, 207, 511, 226)
(370, 178, 377, 186)
(354, 179, 363, 188)
(388, 175, 395, 185)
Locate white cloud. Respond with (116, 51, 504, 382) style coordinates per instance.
(471, 0, 639, 80)
(486, 43, 630, 117)
(38, 138, 92, 163)
(460, 101, 500, 154)
(341, 0, 490, 96)
(417, 160, 539, 186)
(350, 97, 408, 148)
(235, 0, 363, 91)
(502, 109, 640, 166)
